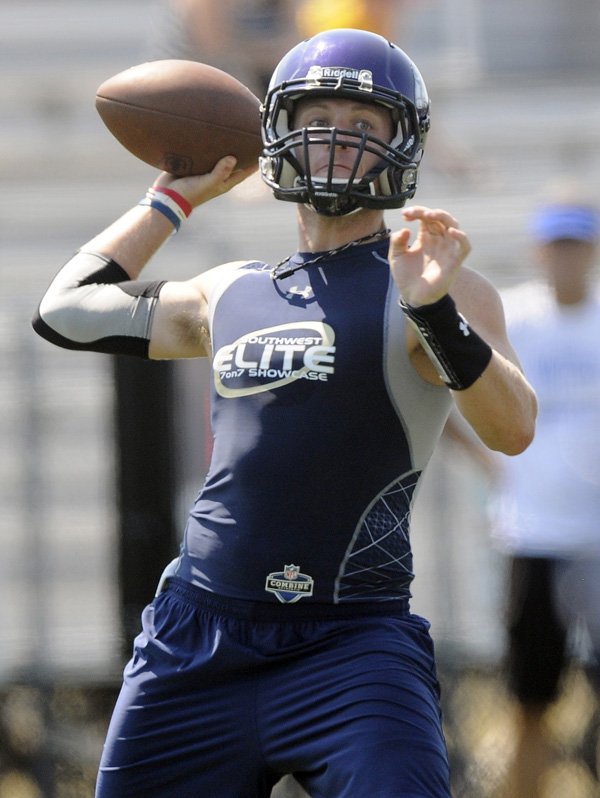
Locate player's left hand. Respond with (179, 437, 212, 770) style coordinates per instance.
(388, 206, 471, 306)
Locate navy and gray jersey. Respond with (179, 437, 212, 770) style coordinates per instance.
(173, 239, 452, 605)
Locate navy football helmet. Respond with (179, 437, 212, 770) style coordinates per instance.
(260, 28, 430, 216)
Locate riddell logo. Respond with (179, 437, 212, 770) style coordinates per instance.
(213, 321, 336, 398)
(306, 66, 373, 91)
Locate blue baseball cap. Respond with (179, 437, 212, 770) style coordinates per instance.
(530, 203, 600, 244)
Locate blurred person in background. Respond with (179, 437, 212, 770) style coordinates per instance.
(148, 0, 298, 96)
(295, 0, 404, 39)
(491, 184, 600, 798)
(148, 0, 407, 97)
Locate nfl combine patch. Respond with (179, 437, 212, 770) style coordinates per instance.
(265, 564, 314, 603)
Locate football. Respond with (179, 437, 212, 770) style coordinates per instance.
(95, 60, 263, 176)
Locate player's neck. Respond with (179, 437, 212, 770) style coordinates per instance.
(297, 207, 387, 253)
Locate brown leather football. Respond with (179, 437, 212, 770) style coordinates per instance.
(95, 60, 263, 176)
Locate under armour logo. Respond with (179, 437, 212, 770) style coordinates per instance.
(286, 285, 314, 300)
(458, 315, 470, 337)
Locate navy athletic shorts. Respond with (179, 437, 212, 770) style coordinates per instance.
(96, 578, 451, 797)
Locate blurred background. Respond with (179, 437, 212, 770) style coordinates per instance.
(2, 1, 600, 796)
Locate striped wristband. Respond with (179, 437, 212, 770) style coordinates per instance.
(138, 186, 193, 233)
(139, 196, 181, 232)
(151, 186, 193, 218)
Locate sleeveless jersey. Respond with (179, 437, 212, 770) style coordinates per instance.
(173, 240, 452, 603)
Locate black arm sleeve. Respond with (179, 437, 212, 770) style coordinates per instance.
(32, 251, 166, 358)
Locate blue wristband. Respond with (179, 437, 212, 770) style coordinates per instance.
(138, 197, 181, 232)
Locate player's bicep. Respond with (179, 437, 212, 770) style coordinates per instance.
(32, 249, 210, 360)
(151, 260, 252, 359)
(148, 279, 210, 360)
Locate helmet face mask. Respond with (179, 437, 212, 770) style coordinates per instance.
(260, 28, 430, 217)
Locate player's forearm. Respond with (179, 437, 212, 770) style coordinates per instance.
(453, 352, 537, 455)
(31, 169, 235, 357)
(83, 203, 177, 279)
(31, 200, 180, 356)
(399, 290, 537, 455)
